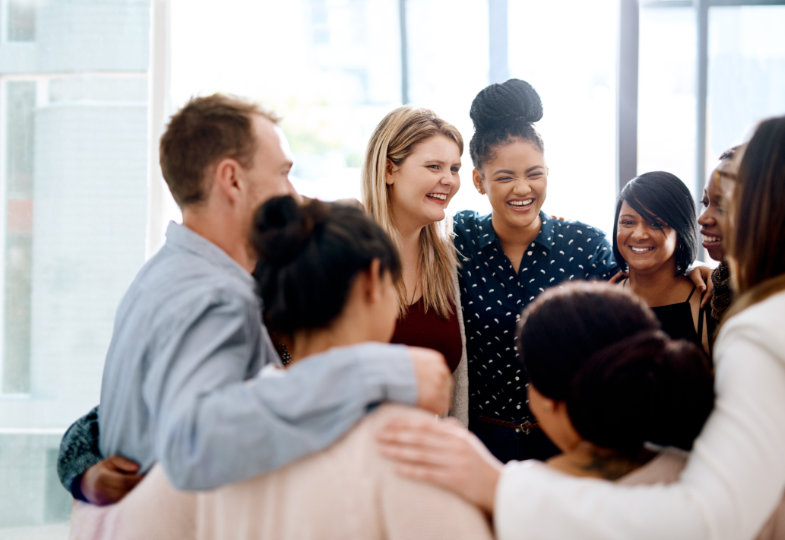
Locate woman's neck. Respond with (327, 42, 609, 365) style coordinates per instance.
(547, 441, 654, 481)
(492, 212, 541, 273)
(396, 224, 425, 306)
(627, 267, 692, 308)
(287, 321, 363, 365)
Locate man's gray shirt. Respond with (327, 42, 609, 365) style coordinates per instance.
(99, 222, 416, 490)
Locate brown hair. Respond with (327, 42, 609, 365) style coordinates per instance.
(362, 106, 463, 317)
(159, 93, 279, 207)
(728, 115, 785, 296)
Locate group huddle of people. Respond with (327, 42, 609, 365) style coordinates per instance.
(59, 78, 785, 539)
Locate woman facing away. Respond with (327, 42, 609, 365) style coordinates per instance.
(377, 115, 785, 540)
(452, 78, 711, 463)
(613, 171, 715, 354)
(362, 106, 469, 424)
(508, 281, 713, 486)
(197, 196, 491, 540)
(71, 196, 493, 540)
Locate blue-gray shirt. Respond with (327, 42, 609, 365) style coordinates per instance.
(99, 222, 416, 490)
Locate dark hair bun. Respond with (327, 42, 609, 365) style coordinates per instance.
(252, 195, 329, 267)
(470, 78, 543, 131)
(567, 331, 714, 454)
(251, 195, 402, 335)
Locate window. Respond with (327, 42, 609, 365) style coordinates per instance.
(2, 80, 35, 394)
(0, 1, 149, 535)
(5, 0, 36, 42)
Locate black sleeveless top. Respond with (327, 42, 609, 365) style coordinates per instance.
(651, 286, 715, 353)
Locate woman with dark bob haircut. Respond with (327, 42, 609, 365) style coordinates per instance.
(518, 281, 713, 481)
(613, 171, 714, 353)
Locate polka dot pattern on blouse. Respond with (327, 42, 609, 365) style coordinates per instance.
(453, 210, 618, 422)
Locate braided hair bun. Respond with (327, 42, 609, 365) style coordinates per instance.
(469, 79, 545, 168)
(470, 78, 543, 131)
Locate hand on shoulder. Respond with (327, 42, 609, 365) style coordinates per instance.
(408, 346, 452, 417)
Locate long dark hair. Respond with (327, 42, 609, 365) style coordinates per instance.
(729, 115, 785, 295)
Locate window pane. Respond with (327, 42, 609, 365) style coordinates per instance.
(2, 81, 35, 394)
(170, 0, 402, 204)
(707, 5, 785, 164)
(404, 0, 488, 215)
(6, 0, 36, 42)
(508, 0, 618, 235)
(0, 0, 150, 535)
(638, 6, 696, 190)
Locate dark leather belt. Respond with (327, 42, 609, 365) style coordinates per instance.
(478, 415, 540, 435)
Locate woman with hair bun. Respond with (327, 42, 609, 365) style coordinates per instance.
(517, 282, 713, 485)
(453, 79, 617, 462)
(453, 79, 708, 463)
(198, 195, 492, 540)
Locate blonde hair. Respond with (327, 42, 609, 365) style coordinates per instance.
(361, 106, 463, 318)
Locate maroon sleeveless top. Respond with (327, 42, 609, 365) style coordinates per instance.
(390, 297, 462, 372)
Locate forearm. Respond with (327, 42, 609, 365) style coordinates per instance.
(57, 406, 104, 500)
(158, 343, 415, 490)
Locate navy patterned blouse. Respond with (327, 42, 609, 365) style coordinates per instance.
(453, 210, 618, 422)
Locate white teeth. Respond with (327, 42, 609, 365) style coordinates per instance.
(509, 199, 534, 207)
(702, 235, 721, 243)
(427, 193, 447, 201)
(630, 246, 654, 253)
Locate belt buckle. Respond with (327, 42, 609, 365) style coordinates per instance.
(516, 422, 532, 435)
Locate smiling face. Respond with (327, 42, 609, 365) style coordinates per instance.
(698, 167, 728, 261)
(616, 201, 678, 275)
(474, 138, 547, 237)
(386, 134, 461, 232)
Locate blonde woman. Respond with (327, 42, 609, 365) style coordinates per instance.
(362, 106, 468, 424)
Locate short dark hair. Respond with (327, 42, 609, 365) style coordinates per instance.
(468, 78, 544, 170)
(612, 171, 698, 275)
(159, 93, 278, 207)
(252, 196, 402, 335)
(517, 282, 714, 455)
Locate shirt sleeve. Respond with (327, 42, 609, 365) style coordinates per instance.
(493, 308, 785, 540)
(588, 230, 618, 280)
(148, 292, 417, 490)
(57, 406, 103, 501)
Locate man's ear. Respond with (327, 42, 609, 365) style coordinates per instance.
(213, 157, 242, 202)
(472, 168, 485, 195)
(385, 159, 397, 186)
(364, 258, 384, 303)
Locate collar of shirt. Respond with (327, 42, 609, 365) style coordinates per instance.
(475, 211, 554, 255)
(165, 221, 255, 290)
